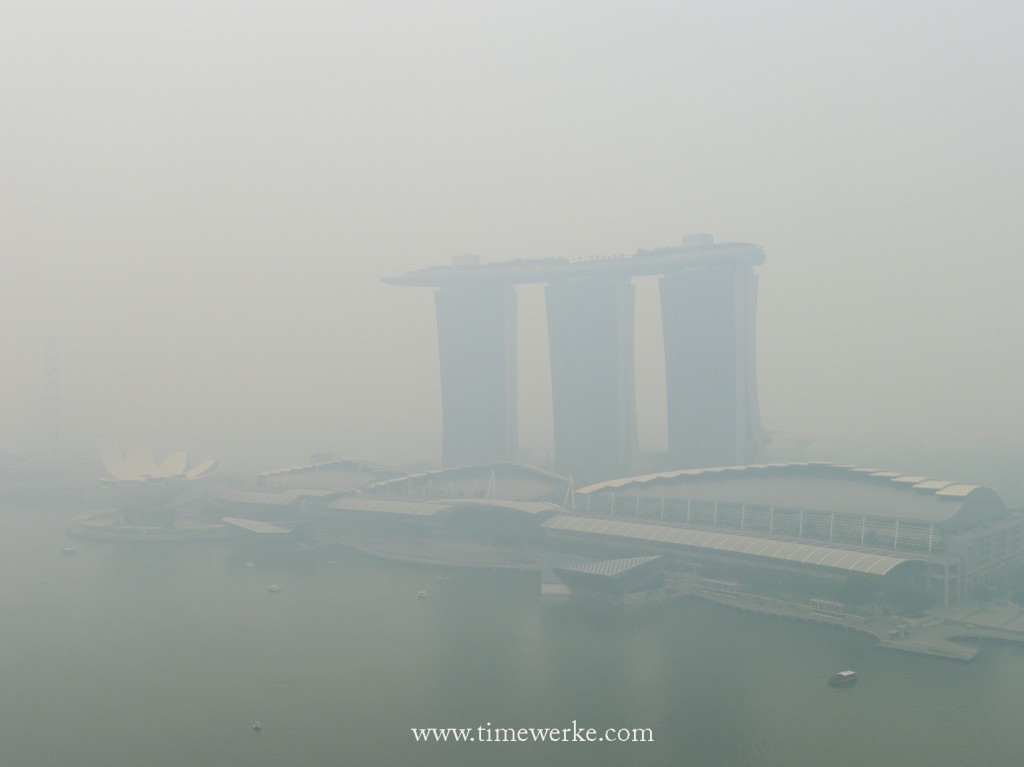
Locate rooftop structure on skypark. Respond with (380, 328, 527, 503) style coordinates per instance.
(382, 238, 764, 287)
(386, 234, 765, 481)
(257, 459, 401, 491)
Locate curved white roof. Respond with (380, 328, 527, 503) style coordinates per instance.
(99, 443, 217, 482)
(542, 515, 918, 576)
(159, 452, 189, 476)
(98, 442, 134, 480)
(222, 517, 293, 535)
(912, 480, 955, 490)
(576, 463, 978, 497)
(553, 556, 662, 577)
(185, 459, 218, 480)
(366, 462, 568, 490)
(98, 445, 218, 512)
(935, 484, 979, 498)
(574, 462, 998, 526)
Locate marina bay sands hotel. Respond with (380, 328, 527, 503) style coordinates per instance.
(385, 235, 765, 482)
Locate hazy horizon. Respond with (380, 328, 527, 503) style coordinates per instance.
(2, 2, 1021, 495)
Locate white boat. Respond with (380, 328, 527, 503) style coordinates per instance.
(62, 547, 76, 556)
(828, 670, 857, 686)
(416, 590, 428, 598)
(268, 585, 282, 593)
(253, 721, 263, 731)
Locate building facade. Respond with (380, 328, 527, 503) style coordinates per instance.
(567, 463, 1023, 606)
(385, 236, 765, 477)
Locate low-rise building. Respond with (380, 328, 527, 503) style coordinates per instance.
(558, 462, 1021, 606)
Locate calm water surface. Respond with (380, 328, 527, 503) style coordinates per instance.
(2, 506, 1024, 767)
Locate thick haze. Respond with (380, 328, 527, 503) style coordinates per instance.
(2, 2, 1021, 486)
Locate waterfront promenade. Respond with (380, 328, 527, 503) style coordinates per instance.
(681, 583, 1024, 661)
(935, 601, 1024, 633)
(319, 534, 1024, 661)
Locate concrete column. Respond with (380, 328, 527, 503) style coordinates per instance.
(659, 264, 762, 469)
(435, 284, 517, 466)
(545, 276, 637, 483)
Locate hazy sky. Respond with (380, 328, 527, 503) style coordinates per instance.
(2, 1, 1021, 474)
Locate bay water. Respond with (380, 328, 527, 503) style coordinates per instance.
(2, 506, 1023, 767)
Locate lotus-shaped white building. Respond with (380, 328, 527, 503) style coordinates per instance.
(97, 444, 219, 525)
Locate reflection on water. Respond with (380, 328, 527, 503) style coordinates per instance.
(2, 507, 1023, 767)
